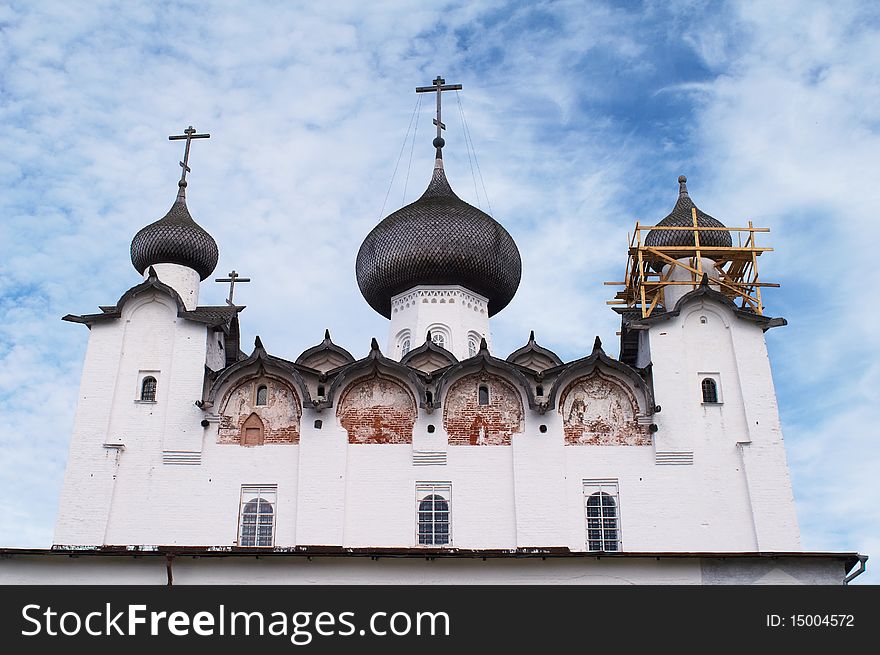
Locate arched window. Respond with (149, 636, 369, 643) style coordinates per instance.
(701, 378, 718, 404)
(140, 376, 157, 402)
(418, 493, 450, 545)
(401, 338, 411, 356)
(431, 332, 445, 349)
(238, 487, 276, 547)
(586, 492, 619, 551)
(478, 385, 490, 406)
(468, 337, 478, 358)
(256, 384, 268, 406)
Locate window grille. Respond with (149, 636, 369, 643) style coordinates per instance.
(583, 480, 621, 551)
(431, 332, 445, 349)
(701, 377, 719, 404)
(256, 384, 268, 406)
(416, 483, 451, 546)
(238, 486, 277, 547)
(140, 376, 157, 402)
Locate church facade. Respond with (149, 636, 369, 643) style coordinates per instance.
(4, 82, 863, 585)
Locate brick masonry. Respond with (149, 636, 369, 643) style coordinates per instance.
(443, 372, 524, 445)
(218, 376, 301, 445)
(558, 372, 650, 445)
(337, 374, 417, 444)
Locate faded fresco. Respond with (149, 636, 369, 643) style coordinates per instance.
(337, 375, 417, 444)
(559, 373, 650, 445)
(218, 377, 301, 445)
(443, 372, 523, 445)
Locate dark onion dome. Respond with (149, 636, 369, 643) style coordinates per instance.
(356, 154, 521, 318)
(131, 181, 219, 280)
(644, 175, 732, 251)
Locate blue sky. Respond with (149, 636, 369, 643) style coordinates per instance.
(1, 0, 877, 582)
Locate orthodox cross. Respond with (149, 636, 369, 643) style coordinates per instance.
(215, 270, 250, 306)
(415, 76, 462, 147)
(169, 125, 210, 183)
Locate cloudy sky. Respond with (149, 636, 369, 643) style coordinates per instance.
(1, 0, 877, 581)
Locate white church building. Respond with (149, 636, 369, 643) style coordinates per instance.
(1, 80, 864, 585)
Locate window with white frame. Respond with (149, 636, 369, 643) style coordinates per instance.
(468, 335, 479, 358)
(397, 330, 412, 356)
(583, 479, 621, 552)
(416, 482, 451, 546)
(238, 485, 277, 547)
(428, 325, 451, 351)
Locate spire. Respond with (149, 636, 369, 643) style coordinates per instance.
(678, 174, 688, 196)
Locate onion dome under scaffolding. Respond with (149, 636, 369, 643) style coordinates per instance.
(607, 175, 779, 318)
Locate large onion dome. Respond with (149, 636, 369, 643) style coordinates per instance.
(130, 181, 219, 280)
(644, 175, 732, 250)
(356, 152, 521, 318)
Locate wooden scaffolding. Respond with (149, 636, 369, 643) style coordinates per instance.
(606, 208, 779, 318)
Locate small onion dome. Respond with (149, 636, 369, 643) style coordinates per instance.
(356, 156, 521, 318)
(644, 175, 732, 250)
(130, 181, 219, 280)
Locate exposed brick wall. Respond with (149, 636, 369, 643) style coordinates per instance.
(337, 374, 417, 444)
(218, 376, 301, 445)
(443, 372, 523, 445)
(558, 372, 650, 445)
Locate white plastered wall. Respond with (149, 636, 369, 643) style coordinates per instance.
(387, 285, 491, 361)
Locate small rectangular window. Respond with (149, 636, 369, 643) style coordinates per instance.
(583, 479, 621, 552)
(416, 482, 451, 546)
(238, 485, 277, 547)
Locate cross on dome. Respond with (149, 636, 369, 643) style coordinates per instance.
(415, 76, 462, 156)
(169, 125, 210, 186)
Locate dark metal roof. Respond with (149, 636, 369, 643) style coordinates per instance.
(5, 547, 864, 571)
(506, 331, 563, 371)
(400, 331, 458, 370)
(130, 182, 219, 280)
(644, 176, 732, 250)
(628, 276, 787, 331)
(295, 330, 355, 367)
(63, 269, 243, 330)
(356, 159, 521, 318)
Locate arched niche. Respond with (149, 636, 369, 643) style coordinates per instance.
(241, 413, 265, 446)
(442, 372, 523, 445)
(337, 373, 417, 444)
(558, 371, 650, 446)
(218, 375, 301, 445)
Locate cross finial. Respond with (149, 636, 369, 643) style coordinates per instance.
(169, 125, 210, 186)
(214, 270, 250, 306)
(415, 76, 462, 156)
